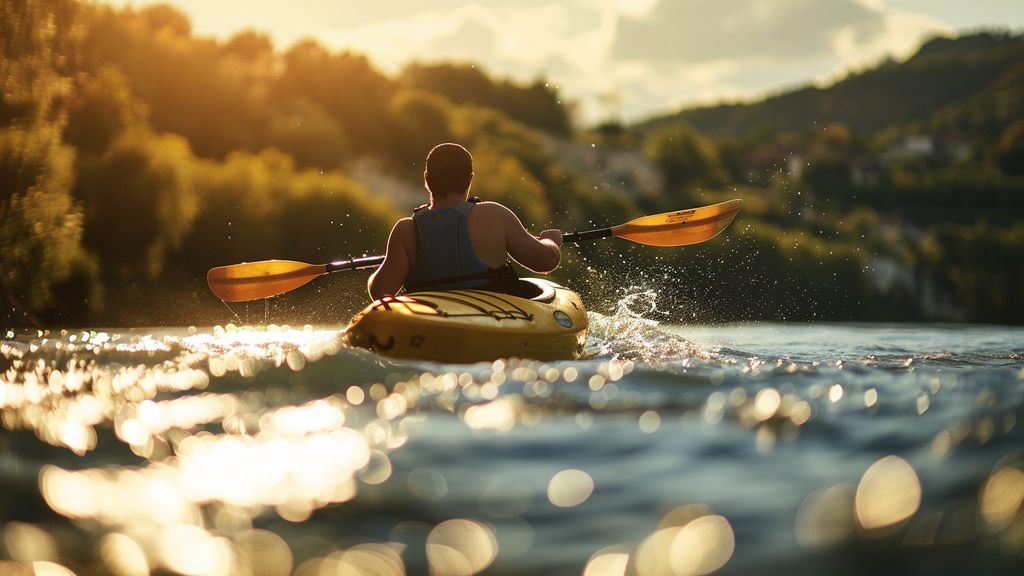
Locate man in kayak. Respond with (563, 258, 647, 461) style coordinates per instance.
(368, 143, 562, 300)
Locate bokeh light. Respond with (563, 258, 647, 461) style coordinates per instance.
(426, 519, 498, 576)
(547, 469, 595, 508)
(855, 455, 921, 532)
(583, 546, 631, 576)
(979, 464, 1024, 531)
(795, 485, 856, 548)
(635, 505, 734, 576)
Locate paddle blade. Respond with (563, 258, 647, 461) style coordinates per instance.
(207, 260, 328, 302)
(610, 199, 743, 247)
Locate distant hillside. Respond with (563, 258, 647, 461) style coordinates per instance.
(635, 31, 1024, 140)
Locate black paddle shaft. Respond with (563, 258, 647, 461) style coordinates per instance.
(562, 228, 612, 244)
(326, 255, 385, 273)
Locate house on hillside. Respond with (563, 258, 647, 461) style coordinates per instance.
(544, 137, 662, 197)
(879, 134, 971, 166)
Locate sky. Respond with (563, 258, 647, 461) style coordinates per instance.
(100, 0, 1024, 125)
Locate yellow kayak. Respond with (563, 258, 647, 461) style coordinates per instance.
(344, 278, 588, 363)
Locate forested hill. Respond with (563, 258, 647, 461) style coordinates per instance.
(635, 31, 1024, 141)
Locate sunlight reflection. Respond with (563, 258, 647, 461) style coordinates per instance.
(294, 543, 403, 576)
(408, 468, 449, 502)
(583, 546, 631, 576)
(754, 388, 781, 421)
(979, 464, 1024, 531)
(158, 524, 232, 575)
(548, 469, 595, 508)
(29, 562, 76, 576)
(855, 455, 921, 532)
(42, 402, 374, 527)
(828, 384, 844, 403)
(635, 504, 734, 576)
(463, 397, 520, 432)
(864, 388, 878, 408)
(795, 485, 856, 548)
(669, 515, 735, 576)
(2, 522, 58, 565)
(426, 519, 497, 576)
(99, 533, 149, 576)
(639, 410, 661, 433)
(234, 530, 293, 576)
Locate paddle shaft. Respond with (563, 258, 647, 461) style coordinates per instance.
(562, 228, 612, 244)
(325, 255, 384, 273)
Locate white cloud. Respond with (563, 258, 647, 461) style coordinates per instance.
(599, 0, 964, 122)
(611, 0, 886, 63)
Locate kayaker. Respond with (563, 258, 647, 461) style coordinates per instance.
(368, 143, 562, 300)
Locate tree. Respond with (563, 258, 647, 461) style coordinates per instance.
(644, 123, 724, 197)
(802, 123, 855, 195)
(0, 0, 93, 324)
(74, 131, 198, 280)
(996, 119, 1024, 176)
(64, 64, 149, 153)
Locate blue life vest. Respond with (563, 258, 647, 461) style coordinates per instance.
(405, 199, 508, 292)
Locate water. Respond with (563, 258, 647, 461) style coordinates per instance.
(1, 314, 1023, 575)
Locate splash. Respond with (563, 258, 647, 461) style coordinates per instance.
(586, 288, 720, 364)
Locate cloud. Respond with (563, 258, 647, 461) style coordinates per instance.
(598, 0, 964, 122)
(611, 0, 887, 64)
(426, 12, 500, 63)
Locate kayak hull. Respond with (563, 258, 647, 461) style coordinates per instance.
(344, 279, 588, 363)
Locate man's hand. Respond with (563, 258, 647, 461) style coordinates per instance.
(539, 229, 563, 247)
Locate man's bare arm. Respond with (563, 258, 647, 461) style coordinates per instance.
(368, 218, 415, 300)
(500, 205, 561, 273)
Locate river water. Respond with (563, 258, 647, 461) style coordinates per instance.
(1, 311, 1022, 575)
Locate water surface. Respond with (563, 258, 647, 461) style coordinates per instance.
(1, 316, 1022, 575)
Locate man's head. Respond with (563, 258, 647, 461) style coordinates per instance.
(425, 143, 473, 197)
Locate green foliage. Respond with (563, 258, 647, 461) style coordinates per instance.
(267, 97, 349, 169)
(388, 90, 456, 167)
(74, 130, 198, 279)
(64, 65, 149, 153)
(180, 149, 397, 274)
(997, 119, 1024, 176)
(801, 123, 856, 194)
(402, 62, 571, 136)
(922, 223, 1024, 322)
(0, 125, 85, 310)
(275, 40, 398, 158)
(0, 0, 94, 323)
(76, 4, 271, 158)
(644, 123, 725, 197)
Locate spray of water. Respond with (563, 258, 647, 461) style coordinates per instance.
(586, 287, 720, 364)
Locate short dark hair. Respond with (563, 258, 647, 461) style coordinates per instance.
(425, 143, 473, 196)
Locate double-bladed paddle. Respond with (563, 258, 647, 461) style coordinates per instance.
(207, 198, 743, 302)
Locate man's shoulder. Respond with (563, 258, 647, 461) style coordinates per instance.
(392, 217, 415, 236)
(473, 201, 514, 217)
